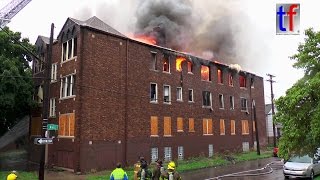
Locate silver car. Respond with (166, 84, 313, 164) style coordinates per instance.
(283, 155, 320, 179)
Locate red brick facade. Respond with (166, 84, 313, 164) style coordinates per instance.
(31, 17, 267, 173)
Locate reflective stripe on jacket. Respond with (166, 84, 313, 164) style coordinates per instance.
(110, 168, 129, 180)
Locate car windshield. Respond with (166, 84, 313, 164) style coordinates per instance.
(288, 155, 312, 163)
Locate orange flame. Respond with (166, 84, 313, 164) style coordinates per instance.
(201, 65, 210, 80)
(176, 57, 186, 72)
(126, 33, 157, 45)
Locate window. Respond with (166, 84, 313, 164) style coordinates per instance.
(220, 119, 225, 135)
(231, 120, 236, 135)
(150, 83, 157, 102)
(164, 147, 172, 161)
(177, 117, 183, 132)
(164, 117, 171, 136)
(253, 121, 256, 132)
(187, 61, 193, 73)
(228, 73, 233, 86)
(240, 75, 246, 88)
(34, 53, 44, 73)
(150, 116, 158, 136)
(230, 96, 234, 110)
(151, 147, 158, 163)
(208, 144, 214, 157)
(241, 120, 249, 135)
(49, 98, 56, 117)
(201, 65, 211, 81)
(60, 74, 76, 98)
(251, 77, 254, 88)
(36, 85, 43, 103)
(163, 57, 170, 72)
(62, 38, 77, 62)
(203, 118, 213, 135)
(217, 69, 223, 84)
(219, 94, 224, 109)
(202, 91, 212, 107)
(51, 63, 57, 82)
(151, 52, 157, 70)
(177, 87, 182, 101)
(163, 85, 171, 104)
(58, 113, 75, 137)
(178, 146, 184, 160)
(241, 98, 248, 111)
(176, 57, 185, 72)
(188, 89, 194, 102)
(189, 118, 195, 132)
(242, 142, 250, 152)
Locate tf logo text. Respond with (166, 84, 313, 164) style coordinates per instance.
(276, 4, 300, 35)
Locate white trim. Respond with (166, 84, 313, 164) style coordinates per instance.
(163, 85, 171, 104)
(150, 83, 158, 103)
(177, 87, 183, 101)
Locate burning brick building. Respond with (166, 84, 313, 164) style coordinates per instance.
(30, 16, 267, 173)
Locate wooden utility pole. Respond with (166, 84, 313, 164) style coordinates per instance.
(39, 23, 54, 180)
(266, 74, 277, 148)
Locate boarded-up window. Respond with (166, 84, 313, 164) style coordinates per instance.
(203, 118, 213, 135)
(231, 120, 236, 135)
(189, 118, 195, 132)
(151, 116, 158, 136)
(177, 117, 183, 132)
(242, 120, 249, 135)
(31, 117, 42, 136)
(220, 119, 225, 135)
(253, 121, 256, 132)
(164, 117, 171, 136)
(59, 113, 75, 137)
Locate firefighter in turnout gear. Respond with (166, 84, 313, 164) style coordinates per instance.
(161, 161, 182, 180)
(137, 159, 152, 180)
(152, 159, 164, 180)
(134, 156, 146, 180)
(6, 171, 18, 180)
(110, 163, 129, 180)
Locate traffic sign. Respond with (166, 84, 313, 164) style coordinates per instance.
(47, 124, 58, 130)
(34, 138, 53, 145)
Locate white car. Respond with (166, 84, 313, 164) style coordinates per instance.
(283, 155, 320, 179)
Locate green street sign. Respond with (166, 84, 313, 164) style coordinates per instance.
(47, 124, 58, 130)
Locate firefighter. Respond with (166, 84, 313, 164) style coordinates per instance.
(152, 159, 164, 180)
(110, 163, 129, 180)
(161, 161, 182, 180)
(7, 171, 18, 180)
(134, 156, 145, 180)
(137, 160, 152, 179)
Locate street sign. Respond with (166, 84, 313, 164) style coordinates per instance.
(34, 138, 53, 145)
(47, 124, 58, 130)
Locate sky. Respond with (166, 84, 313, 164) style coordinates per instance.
(1, 0, 317, 104)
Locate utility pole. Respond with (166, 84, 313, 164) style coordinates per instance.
(266, 74, 276, 148)
(39, 23, 54, 180)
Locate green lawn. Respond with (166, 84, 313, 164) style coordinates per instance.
(0, 171, 37, 180)
(315, 175, 320, 180)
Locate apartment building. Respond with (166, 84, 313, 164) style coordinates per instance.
(30, 16, 267, 173)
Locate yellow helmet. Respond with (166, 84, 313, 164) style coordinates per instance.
(167, 161, 176, 170)
(7, 173, 17, 180)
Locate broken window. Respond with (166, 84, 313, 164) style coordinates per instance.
(188, 89, 194, 102)
(220, 119, 225, 135)
(201, 65, 210, 81)
(164, 117, 172, 136)
(187, 61, 193, 73)
(241, 120, 249, 135)
(251, 77, 254, 88)
(231, 120, 236, 135)
(202, 91, 212, 107)
(189, 118, 195, 132)
(61, 74, 76, 98)
(49, 98, 56, 117)
(177, 87, 182, 101)
(239, 75, 246, 88)
(230, 96, 235, 110)
(218, 69, 223, 84)
(229, 73, 234, 86)
(240, 97, 248, 111)
(219, 94, 224, 109)
(151, 52, 157, 70)
(163, 57, 170, 72)
(203, 118, 213, 135)
(150, 116, 158, 136)
(163, 85, 171, 103)
(177, 117, 183, 132)
(176, 57, 186, 72)
(150, 83, 157, 102)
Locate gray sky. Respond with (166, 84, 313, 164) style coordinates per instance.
(2, 0, 317, 104)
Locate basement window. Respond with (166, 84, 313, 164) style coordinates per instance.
(164, 147, 172, 161)
(163, 57, 170, 73)
(229, 73, 234, 86)
(201, 65, 211, 81)
(219, 94, 224, 109)
(218, 69, 223, 84)
(150, 52, 157, 70)
(150, 83, 158, 103)
(239, 75, 246, 88)
(188, 61, 193, 73)
(202, 91, 212, 107)
(177, 87, 183, 101)
(163, 85, 171, 104)
(240, 97, 248, 111)
(178, 146, 184, 160)
(151, 147, 158, 163)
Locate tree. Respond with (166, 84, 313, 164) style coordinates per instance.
(0, 27, 35, 136)
(275, 28, 320, 159)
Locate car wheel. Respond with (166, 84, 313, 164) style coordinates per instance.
(284, 175, 289, 179)
(310, 170, 315, 180)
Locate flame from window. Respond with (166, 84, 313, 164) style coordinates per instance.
(201, 65, 210, 81)
(127, 33, 157, 45)
(176, 57, 186, 72)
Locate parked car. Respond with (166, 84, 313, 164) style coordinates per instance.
(283, 154, 320, 179)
